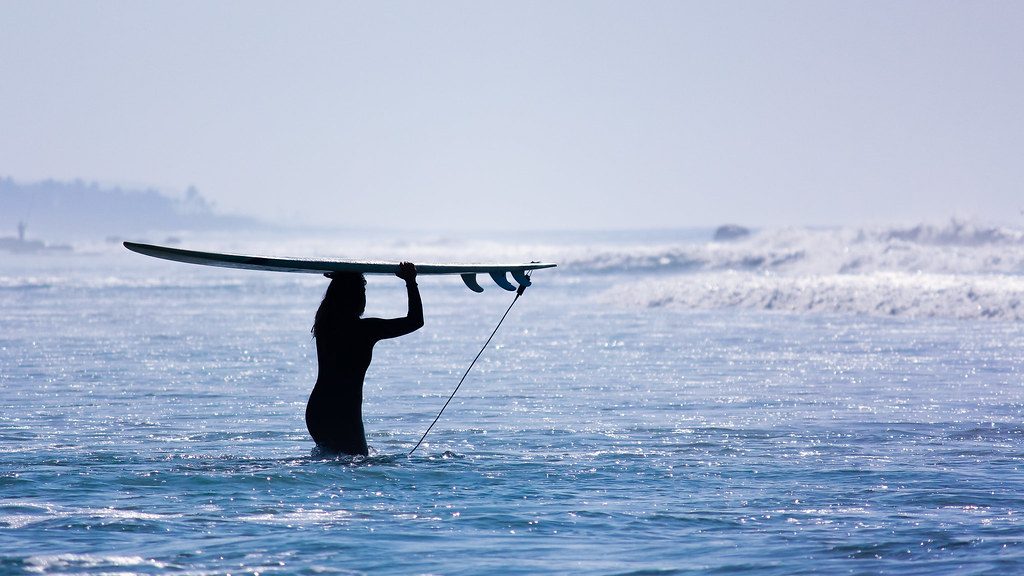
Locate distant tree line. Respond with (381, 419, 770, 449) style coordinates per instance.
(0, 177, 261, 241)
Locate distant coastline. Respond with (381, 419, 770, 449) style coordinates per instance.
(0, 177, 267, 252)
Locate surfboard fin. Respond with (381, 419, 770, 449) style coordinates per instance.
(490, 271, 517, 291)
(461, 273, 484, 293)
(463, 271, 530, 293)
(510, 270, 531, 287)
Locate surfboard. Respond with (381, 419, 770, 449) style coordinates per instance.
(123, 241, 556, 293)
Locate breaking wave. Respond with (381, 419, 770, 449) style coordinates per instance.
(5, 219, 1023, 319)
(563, 220, 1024, 277)
(0, 275, 255, 290)
(600, 272, 1024, 321)
(586, 220, 1024, 320)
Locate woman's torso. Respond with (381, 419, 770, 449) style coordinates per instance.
(306, 319, 377, 453)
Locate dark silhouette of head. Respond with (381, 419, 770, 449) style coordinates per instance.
(312, 272, 366, 337)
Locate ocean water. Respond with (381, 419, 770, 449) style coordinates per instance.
(2, 223, 1024, 575)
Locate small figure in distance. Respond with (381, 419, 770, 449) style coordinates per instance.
(306, 262, 423, 456)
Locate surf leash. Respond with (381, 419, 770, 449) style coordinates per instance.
(408, 277, 530, 457)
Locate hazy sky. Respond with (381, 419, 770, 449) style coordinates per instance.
(2, 1, 1022, 230)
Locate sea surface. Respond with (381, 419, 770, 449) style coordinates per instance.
(2, 223, 1024, 575)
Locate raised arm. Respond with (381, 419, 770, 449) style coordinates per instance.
(364, 262, 423, 341)
(397, 261, 423, 329)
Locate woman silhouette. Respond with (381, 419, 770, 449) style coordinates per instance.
(306, 262, 422, 455)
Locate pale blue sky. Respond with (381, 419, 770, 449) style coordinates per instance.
(2, 1, 1022, 230)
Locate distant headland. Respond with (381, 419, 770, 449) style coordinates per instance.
(1, 177, 266, 252)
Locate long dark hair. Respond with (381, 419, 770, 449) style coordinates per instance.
(312, 272, 366, 337)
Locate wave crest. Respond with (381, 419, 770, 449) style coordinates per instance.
(563, 220, 1024, 277)
(600, 272, 1024, 320)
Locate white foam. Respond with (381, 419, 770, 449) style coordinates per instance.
(25, 554, 168, 573)
(601, 271, 1024, 320)
(241, 508, 354, 525)
(0, 514, 41, 529)
(0, 500, 181, 531)
(563, 221, 1024, 277)
(0, 275, 255, 290)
